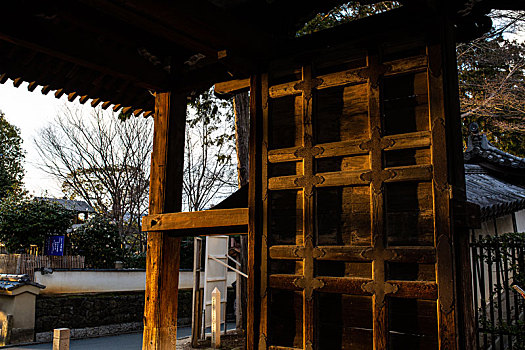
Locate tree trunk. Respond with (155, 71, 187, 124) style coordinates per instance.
(233, 91, 249, 330)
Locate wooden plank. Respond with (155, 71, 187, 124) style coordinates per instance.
(269, 80, 301, 98)
(318, 276, 372, 295)
(383, 164, 433, 182)
(267, 131, 430, 164)
(388, 280, 438, 299)
(385, 54, 428, 76)
(214, 78, 250, 95)
(268, 274, 302, 290)
(386, 247, 436, 263)
(259, 73, 270, 349)
(383, 131, 432, 150)
(268, 170, 369, 191)
(300, 66, 316, 350)
(143, 92, 186, 350)
(428, 41, 458, 350)
(142, 208, 248, 232)
(247, 74, 263, 350)
(366, 54, 388, 350)
(318, 170, 370, 187)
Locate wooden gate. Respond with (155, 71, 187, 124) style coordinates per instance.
(248, 21, 468, 350)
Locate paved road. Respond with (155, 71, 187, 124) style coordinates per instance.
(8, 323, 235, 350)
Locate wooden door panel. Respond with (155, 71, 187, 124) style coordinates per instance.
(253, 41, 458, 349)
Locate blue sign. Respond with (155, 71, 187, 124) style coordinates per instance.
(45, 236, 65, 256)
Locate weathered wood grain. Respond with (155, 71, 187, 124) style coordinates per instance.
(142, 208, 248, 233)
(143, 92, 186, 350)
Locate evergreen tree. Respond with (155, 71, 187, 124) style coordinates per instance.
(0, 111, 24, 199)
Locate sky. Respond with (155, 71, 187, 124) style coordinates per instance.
(0, 81, 94, 197)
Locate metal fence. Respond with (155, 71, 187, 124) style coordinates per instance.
(471, 233, 525, 350)
(0, 254, 85, 281)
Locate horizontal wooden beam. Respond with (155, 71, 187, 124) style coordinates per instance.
(214, 78, 250, 95)
(268, 131, 432, 163)
(142, 208, 248, 236)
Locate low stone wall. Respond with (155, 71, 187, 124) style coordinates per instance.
(35, 290, 193, 334)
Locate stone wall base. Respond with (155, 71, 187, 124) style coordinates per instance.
(35, 322, 143, 343)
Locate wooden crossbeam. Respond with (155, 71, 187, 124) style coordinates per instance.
(267, 131, 432, 163)
(215, 55, 428, 96)
(142, 208, 248, 236)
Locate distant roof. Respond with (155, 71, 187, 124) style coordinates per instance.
(464, 123, 525, 186)
(463, 123, 525, 219)
(0, 274, 45, 291)
(37, 197, 95, 213)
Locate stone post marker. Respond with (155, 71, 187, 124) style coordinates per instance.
(53, 328, 70, 350)
(211, 287, 220, 349)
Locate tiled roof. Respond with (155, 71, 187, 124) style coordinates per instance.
(465, 164, 525, 218)
(0, 274, 45, 291)
(37, 198, 95, 213)
(464, 124, 525, 171)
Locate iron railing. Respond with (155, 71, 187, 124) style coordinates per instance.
(471, 233, 525, 350)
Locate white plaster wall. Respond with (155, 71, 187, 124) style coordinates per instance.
(35, 270, 235, 294)
(495, 214, 514, 234)
(516, 209, 525, 232)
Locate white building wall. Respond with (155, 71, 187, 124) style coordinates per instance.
(515, 209, 525, 232)
(35, 270, 235, 294)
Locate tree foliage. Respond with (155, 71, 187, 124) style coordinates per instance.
(0, 111, 24, 199)
(458, 11, 525, 156)
(297, 1, 400, 36)
(35, 106, 152, 250)
(69, 215, 126, 269)
(184, 88, 237, 211)
(0, 196, 71, 253)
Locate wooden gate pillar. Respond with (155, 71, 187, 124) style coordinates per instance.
(143, 92, 187, 350)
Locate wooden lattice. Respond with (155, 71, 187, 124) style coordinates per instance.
(251, 41, 458, 349)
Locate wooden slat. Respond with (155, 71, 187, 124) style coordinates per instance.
(142, 208, 248, 233)
(388, 280, 438, 299)
(268, 170, 369, 191)
(248, 73, 264, 350)
(267, 131, 430, 164)
(386, 247, 436, 263)
(316, 67, 368, 90)
(267, 139, 366, 163)
(385, 54, 428, 76)
(269, 80, 300, 98)
(428, 42, 458, 349)
(259, 73, 270, 349)
(214, 78, 250, 95)
(267, 56, 426, 99)
(383, 131, 432, 151)
(269, 245, 436, 264)
(318, 170, 370, 187)
(318, 276, 372, 295)
(384, 164, 433, 182)
(268, 274, 301, 291)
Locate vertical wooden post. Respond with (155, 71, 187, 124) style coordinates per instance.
(211, 287, 221, 348)
(439, 18, 477, 350)
(191, 237, 203, 347)
(247, 73, 263, 349)
(143, 92, 187, 350)
(53, 328, 70, 350)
